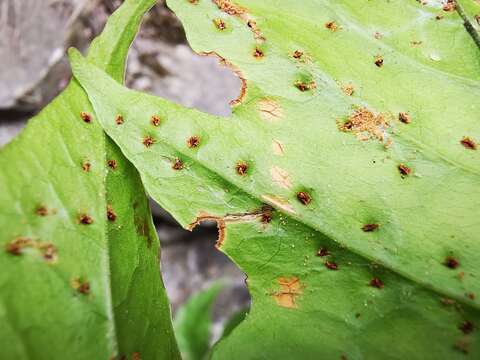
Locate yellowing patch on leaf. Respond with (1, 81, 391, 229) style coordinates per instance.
(270, 166, 292, 189)
(258, 98, 282, 121)
(262, 195, 296, 215)
(272, 276, 303, 309)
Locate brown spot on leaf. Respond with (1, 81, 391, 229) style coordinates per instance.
(115, 114, 124, 125)
(151, 115, 161, 127)
(436, 14, 444, 20)
(236, 162, 248, 176)
(5, 237, 33, 256)
(79, 214, 93, 225)
(295, 80, 316, 92)
(132, 353, 141, 360)
(188, 0, 199, 3)
(260, 205, 273, 224)
(270, 166, 292, 189)
(460, 137, 477, 150)
(142, 136, 155, 148)
(80, 111, 92, 123)
(399, 112, 411, 124)
(39, 243, 57, 263)
(374, 32, 383, 39)
(213, 18, 227, 30)
(342, 84, 354, 96)
(36, 206, 49, 216)
(107, 205, 117, 222)
(172, 158, 184, 170)
(443, 0, 456, 11)
(107, 160, 117, 170)
(362, 223, 379, 232)
(374, 55, 384, 67)
(72, 278, 90, 295)
(296, 191, 311, 205)
(398, 163, 412, 176)
(258, 98, 282, 121)
(292, 50, 303, 59)
(272, 276, 303, 308)
(339, 107, 389, 143)
(213, 0, 246, 16)
(187, 136, 200, 148)
(325, 21, 338, 31)
(325, 261, 338, 270)
(82, 162, 91, 172)
(475, 14, 480, 26)
(317, 247, 329, 257)
(370, 278, 384, 289)
(253, 47, 264, 59)
(6, 237, 57, 263)
(467, 293, 476, 300)
(445, 256, 460, 269)
(459, 320, 474, 334)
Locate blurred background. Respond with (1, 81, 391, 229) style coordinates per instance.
(0, 0, 249, 345)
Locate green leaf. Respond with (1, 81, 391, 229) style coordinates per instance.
(0, 1, 179, 359)
(174, 283, 224, 360)
(71, 0, 480, 357)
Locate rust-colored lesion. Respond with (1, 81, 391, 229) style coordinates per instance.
(200, 51, 247, 107)
(6, 237, 57, 263)
(338, 107, 391, 144)
(271, 276, 304, 309)
(212, 0, 265, 43)
(188, 207, 271, 248)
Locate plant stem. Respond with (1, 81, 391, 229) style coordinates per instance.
(455, 0, 480, 51)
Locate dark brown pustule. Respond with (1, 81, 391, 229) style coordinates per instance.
(80, 111, 92, 123)
(444, 256, 459, 269)
(370, 278, 384, 289)
(107, 205, 117, 222)
(261, 206, 273, 224)
(459, 320, 474, 334)
(398, 164, 412, 176)
(79, 214, 93, 225)
(78, 281, 90, 295)
(398, 112, 411, 124)
(172, 158, 184, 170)
(142, 136, 155, 147)
(293, 50, 303, 59)
(82, 162, 91, 172)
(296, 191, 311, 205)
(115, 114, 124, 125)
(214, 18, 226, 30)
(295, 81, 316, 92)
(187, 136, 200, 148)
(107, 160, 117, 170)
(460, 137, 477, 150)
(362, 223, 379, 232)
(253, 47, 264, 59)
(151, 115, 161, 127)
(325, 21, 338, 31)
(317, 247, 329, 257)
(236, 162, 248, 176)
(325, 261, 338, 270)
(374, 56, 384, 67)
(36, 206, 48, 216)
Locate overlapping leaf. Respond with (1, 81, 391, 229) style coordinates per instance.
(71, 0, 480, 358)
(0, 1, 179, 359)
